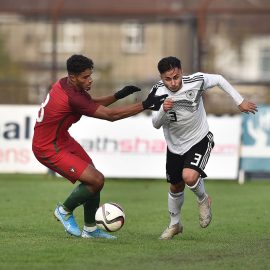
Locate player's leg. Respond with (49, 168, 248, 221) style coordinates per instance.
(56, 141, 116, 239)
(71, 140, 116, 238)
(183, 169, 211, 228)
(77, 166, 116, 239)
(183, 132, 214, 228)
(33, 142, 105, 237)
(53, 161, 115, 238)
(62, 164, 104, 213)
(159, 182, 185, 240)
(53, 162, 100, 237)
(168, 182, 185, 228)
(183, 168, 206, 200)
(39, 142, 105, 237)
(159, 149, 185, 240)
(33, 149, 85, 236)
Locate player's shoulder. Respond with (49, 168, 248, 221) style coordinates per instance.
(154, 80, 165, 89)
(49, 79, 66, 98)
(51, 78, 67, 95)
(152, 80, 166, 93)
(183, 72, 205, 83)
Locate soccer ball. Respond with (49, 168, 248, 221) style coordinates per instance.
(95, 202, 125, 232)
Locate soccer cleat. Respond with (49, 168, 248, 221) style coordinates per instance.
(198, 194, 212, 228)
(159, 222, 183, 240)
(81, 228, 117, 239)
(54, 204, 81, 237)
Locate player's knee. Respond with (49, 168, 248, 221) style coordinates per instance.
(92, 172, 104, 192)
(170, 182, 185, 193)
(182, 168, 200, 186)
(182, 173, 197, 186)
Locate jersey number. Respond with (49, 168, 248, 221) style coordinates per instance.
(36, 94, 50, 123)
(169, 111, 177, 122)
(190, 153, 202, 166)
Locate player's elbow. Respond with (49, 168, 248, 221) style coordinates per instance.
(216, 74, 227, 85)
(107, 117, 117, 122)
(106, 112, 122, 122)
(152, 121, 161, 129)
(96, 108, 121, 122)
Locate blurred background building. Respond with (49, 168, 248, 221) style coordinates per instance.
(0, 0, 270, 114)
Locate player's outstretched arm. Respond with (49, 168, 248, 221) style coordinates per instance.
(92, 86, 141, 106)
(238, 100, 258, 114)
(114, 85, 141, 100)
(92, 88, 167, 121)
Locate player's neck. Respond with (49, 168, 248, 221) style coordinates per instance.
(67, 77, 81, 92)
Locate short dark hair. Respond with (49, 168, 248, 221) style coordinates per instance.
(157, 56, 181, 74)
(66, 54, 94, 75)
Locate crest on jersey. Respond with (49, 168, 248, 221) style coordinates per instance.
(186, 90, 195, 100)
(69, 167, 76, 173)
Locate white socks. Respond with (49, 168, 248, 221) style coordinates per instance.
(83, 225, 97, 232)
(187, 177, 206, 202)
(59, 205, 70, 214)
(168, 191, 184, 227)
(167, 178, 207, 227)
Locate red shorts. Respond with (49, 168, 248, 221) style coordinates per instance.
(33, 139, 93, 183)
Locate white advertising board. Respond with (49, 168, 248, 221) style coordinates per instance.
(206, 115, 241, 179)
(0, 105, 46, 173)
(69, 115, 167, 178)
(0, 105, 241, 179)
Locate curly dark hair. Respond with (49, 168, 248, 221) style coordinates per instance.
(66, 54, 94, 75)
(157, 56, 181, 74)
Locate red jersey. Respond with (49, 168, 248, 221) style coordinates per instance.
(32, 77, 99, 152)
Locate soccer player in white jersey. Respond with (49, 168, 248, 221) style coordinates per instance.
(152, 56, 258, 240)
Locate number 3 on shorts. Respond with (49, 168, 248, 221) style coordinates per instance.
(190, 153, 202, 166)
(36, 93, 50, 123)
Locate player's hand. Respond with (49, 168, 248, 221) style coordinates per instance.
(163, 98, 173, 112)
(238, 100, 258, 114)
(114, 85, 141, 100)
(142, 87, 168, 111)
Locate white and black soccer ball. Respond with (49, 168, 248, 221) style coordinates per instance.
(95, 202, 125, 232)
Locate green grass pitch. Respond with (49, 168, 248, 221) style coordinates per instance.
(0, 174, 269, 270)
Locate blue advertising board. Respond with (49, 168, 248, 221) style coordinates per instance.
(240, 105, 270, 172)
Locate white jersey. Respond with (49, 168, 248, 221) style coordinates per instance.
(152, 72, 243, 155)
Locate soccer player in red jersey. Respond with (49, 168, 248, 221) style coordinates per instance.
(32, 54, 167, 239)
